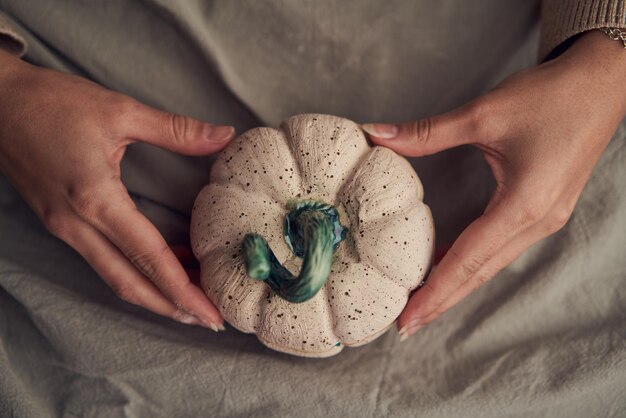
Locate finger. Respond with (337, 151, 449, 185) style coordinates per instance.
(78, 190, 224, 329)
(362, 100, 486, 157)
(397, 198, 535, 333)
(412, 191, 578, 327)
(59, 214, 200, 325)
(413, 221, 547, 328)
(122, 99, 235, 155)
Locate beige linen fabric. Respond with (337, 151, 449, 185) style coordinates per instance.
(0, 11, 25, 56)
(5, 2, 626, 61)
(0, 1, 625, 417)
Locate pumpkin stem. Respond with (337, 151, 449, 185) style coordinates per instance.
(242, 200, 347, 303)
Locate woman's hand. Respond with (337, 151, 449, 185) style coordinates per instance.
(0, 49, 233, 331)
(362, 30, 626, 340)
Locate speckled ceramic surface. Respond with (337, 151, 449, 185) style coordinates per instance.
(191, 114, 434, 357)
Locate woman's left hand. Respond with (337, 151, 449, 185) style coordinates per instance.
(362, 30, 626, 340)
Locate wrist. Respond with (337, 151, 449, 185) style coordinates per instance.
(560, 30, 626, 115)
(0, 48, 30, 94)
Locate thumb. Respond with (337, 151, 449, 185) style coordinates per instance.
(362, 101, 483, 157)
(123, 100, 235, 155)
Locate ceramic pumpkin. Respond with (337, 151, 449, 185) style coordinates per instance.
(191, 114, 434, 357)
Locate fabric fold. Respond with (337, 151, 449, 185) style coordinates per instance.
(0, 11, 26, 56)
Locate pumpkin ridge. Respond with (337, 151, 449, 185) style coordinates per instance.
(319, 276, 341, 347)
(336, 146, 433, 292)
(354, 202, 429, 234)
(341, 322, 395, 348)
(199, 249, 265, 333)
(333, 146, 381, 206)
(190, 182, 284, 261)
(358, 259, 414, 293)
(338, 147, 425, 225)
(325, 262, 407, 344)
(257, 333, 343, 358)
(281, 114, 371, 197)
(203, 180, 279, 209)
(210, 126, 302, 204)
(355, 204, 435, 291)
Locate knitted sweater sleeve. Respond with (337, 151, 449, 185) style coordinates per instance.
(540, 0, 626, 60)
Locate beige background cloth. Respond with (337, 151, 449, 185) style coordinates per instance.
(0, 1, 625, 417)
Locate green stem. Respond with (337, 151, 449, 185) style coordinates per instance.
(242, 201, 345, 303)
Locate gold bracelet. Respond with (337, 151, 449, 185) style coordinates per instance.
(598, 27, 626, 48)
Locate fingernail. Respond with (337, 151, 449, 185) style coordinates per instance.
(196, 317, 225, 332)
(205, 321, 226, 332)
(205, 125, 235, 142)
(361, 123, 399, 139)
(174, 311, 200, 325)
(399, 325, 422, 342)
(397, 320, 424, 342)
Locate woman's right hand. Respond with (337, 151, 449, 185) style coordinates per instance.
(0, 49, 233, 331)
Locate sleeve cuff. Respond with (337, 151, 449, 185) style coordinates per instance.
(540, 0, 626, 61)
(0, 13, 27, 57)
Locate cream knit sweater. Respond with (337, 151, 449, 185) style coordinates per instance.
(1, 2, 625, 62)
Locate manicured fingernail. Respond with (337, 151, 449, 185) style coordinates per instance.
(398, 320, 424, 342)
(205, 125, 235, 142)
(196, 316, 226, 332)
(204, 321, 226, 332)
(174, 311, 200, 325)
(399, 325, 422, 342)
(361, 123, 399, 139)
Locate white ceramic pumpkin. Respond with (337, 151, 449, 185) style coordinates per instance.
(191, 114, 434, 357)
